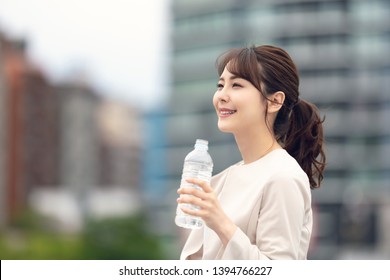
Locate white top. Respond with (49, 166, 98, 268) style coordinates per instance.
(180, 149, 313, 260)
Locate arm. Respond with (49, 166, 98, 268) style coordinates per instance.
(177, 178, 237, 246)
(178, 175, 310, 260)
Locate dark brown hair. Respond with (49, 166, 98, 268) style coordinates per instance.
(216, 45, 326, 189)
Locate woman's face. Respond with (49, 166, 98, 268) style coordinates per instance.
(213, 67, 268, 135)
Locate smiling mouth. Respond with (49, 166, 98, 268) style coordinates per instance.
(219, 109, 237, 116)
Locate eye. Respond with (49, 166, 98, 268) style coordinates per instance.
(216, 83, 224, 89)
(232, 82, 242, 88)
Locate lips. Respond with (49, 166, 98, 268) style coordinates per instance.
(219, 108, 237, 117)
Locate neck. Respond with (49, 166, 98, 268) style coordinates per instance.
(234, 128, 281, 164)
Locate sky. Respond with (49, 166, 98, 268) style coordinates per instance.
(0, 0, 171, 111)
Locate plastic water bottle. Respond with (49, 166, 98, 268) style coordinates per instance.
(175, 139, 213, 229)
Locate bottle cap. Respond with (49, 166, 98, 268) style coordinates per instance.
(196, 139, 208, 145)
(194, 139, 209, 150)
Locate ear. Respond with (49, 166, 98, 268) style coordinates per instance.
(267, 91, 285, 114)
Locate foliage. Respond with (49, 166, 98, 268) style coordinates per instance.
(0, 210, 166, 260)
(81, 215, 165, 260)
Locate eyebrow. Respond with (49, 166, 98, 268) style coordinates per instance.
(218, 75, 241, 82)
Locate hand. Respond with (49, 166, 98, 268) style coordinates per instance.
(177, 178, 237, 246)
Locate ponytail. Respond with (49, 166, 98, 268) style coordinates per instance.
(283, 99, 326, 189)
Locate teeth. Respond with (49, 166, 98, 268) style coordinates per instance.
(220, 110, 236, 115)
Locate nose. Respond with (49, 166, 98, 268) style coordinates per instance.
(216, 88, 229, 103)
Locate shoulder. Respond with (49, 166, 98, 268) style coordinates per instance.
(263, 150, 311, 199)
(265, 149, 308, 180)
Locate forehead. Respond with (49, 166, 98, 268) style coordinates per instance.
(219, 66, 245, 80)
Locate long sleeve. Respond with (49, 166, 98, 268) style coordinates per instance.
(179, 149, 313, 260)
(220, 173, 312, 260)
(180, 168, 229, 260)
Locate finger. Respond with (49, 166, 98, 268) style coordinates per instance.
(177, 187, 208, 199)
(178, 196, 213, 214)
(179, 206, 202, 217)
(177, 194, 203, 206)
(185, 178, 213, 193)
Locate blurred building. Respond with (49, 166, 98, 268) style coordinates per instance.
(0, 33, 9, 227)
(0, 31, 143, 231)
(150, 0, 390, 259)
(97, 100, 142, 189)
(0, 34, 60, 225)
(57, 82, 101, 190)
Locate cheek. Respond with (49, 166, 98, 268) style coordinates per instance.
(242, 100, 267, 123)
(212, 92, 219, 109)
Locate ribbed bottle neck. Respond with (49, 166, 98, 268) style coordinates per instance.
(194, 139, 208, 151)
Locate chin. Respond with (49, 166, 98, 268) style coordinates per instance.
(217, 123, 235, 133)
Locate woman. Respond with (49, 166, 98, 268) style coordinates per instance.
(177, 45, 326, 260)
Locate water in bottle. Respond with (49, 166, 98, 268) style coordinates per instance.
(175, 139, 213, 229)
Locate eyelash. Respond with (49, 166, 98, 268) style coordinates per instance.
(216, 83, 242, 89)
